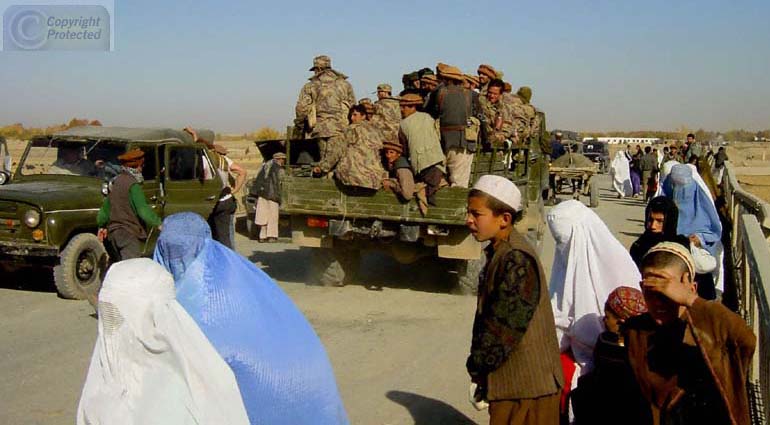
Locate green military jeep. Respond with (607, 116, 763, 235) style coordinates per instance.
(0, 127, 223, 301)
(245, 136, 546, 294)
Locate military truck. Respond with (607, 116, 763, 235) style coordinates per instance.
(0, 127, 222, 302)
(245, 137, 546, 294)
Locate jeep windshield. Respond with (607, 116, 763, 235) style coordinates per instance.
(20, 138, 125, 178)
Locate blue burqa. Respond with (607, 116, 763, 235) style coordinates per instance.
(153, 212, 349, 425)
(662, 164, 722, 256)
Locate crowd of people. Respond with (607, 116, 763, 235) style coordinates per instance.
(467, 170, 754, 424)
(83, 55, 755, 425)
(294, 55, 547, 209)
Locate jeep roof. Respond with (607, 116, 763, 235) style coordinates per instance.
(46, 126, 215, 144)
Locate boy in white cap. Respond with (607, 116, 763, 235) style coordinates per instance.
(465, 175, 563, 425)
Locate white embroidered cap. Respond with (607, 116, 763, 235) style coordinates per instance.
(472, 175, 522, 211)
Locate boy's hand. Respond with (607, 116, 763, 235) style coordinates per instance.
(642, 276, 698, 307)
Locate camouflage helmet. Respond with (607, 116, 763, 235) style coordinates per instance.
(310, 55, 332, 71)
(377, 83, 392, 93)
(517, 86, 533, 103)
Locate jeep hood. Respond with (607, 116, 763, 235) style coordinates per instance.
(0, 180, 103, 211)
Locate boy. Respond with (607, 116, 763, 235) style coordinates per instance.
(466, 175, 563, 425)
(626, 242, 755, 424)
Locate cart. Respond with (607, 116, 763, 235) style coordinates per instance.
(548, 152, 600, 208)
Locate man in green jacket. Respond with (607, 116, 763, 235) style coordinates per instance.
(97, 149, 162, 261)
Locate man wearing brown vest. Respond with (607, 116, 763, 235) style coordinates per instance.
(466, 175, 563, 425)
(97, 149, 162, 261)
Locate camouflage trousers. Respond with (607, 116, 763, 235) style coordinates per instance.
(318, 136, 342, 163)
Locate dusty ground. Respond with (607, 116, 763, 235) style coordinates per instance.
(0, 175, 651, 425)
(736, 175, 770, 203)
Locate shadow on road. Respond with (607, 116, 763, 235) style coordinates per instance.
(386, 390, 477, 425)
(0, 266, 56, 294)
(620, 231, 643, 238)
(247, 247, 459, 295)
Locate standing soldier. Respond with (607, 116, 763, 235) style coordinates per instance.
(294, 55, 356, 161)
(373, 83, 401, 144)
(477, 64, 497, 95)
(515, 86, 537, 146)
(479, 79, 514, 148)
(428, 63, 479, 188)
(97, 149, 162, 261)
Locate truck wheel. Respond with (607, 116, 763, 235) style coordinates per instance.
(589, 178, 600, 208)
(451, 257, 485, 295)
(311, 248, 359, 287)
(54, 233, 107, 305)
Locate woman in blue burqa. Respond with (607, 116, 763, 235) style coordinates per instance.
(153, 212, 349, 425)
(661, 164, 723, 299)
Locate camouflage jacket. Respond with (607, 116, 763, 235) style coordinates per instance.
(320, 121, 385, 190)
(479, 96, 514, 146)
(372, 98, 401, 143)
(503, 93, 534, 144)
(294, 69, 356, 139)
(531, 109, 550, 156)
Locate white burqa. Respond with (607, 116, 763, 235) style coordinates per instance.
(547, 200, 642, 374)
(609, 151, 633, 198)
(77, 259, 249, 425)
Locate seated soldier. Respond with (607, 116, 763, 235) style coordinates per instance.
(313, 104, 385, 194)
(625, 242, 755, 425)
(381, 140, 428, 215)
(398, 93, 446, 205)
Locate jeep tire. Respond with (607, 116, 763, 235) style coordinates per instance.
(54, 233, 107, 305)
(311, 247, 359, 287)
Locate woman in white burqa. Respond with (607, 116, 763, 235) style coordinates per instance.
(609, 151, 633, 198)
(77, 258, 249, 425)
(547, 200, 641, 382)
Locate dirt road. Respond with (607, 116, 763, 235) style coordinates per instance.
(0, 175, 646, 425)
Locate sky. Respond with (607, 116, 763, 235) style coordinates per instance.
(0, 0, 769, 133)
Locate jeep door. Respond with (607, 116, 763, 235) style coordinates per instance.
(162, 144, 221, 220)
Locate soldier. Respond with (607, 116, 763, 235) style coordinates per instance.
(531, 108, 551, 200)
(464, 74, 480, 92)
(477, 64, 497, 95)
(313, 104, 385, 193)
(514, 86, 536, 146)
(373, 83, 401, 144)
(359, 97, 375, 120)
(479, 79, 514, 148)
(400, 72, 421, 96)
(499, 83, 528, 145)
(399, 93, 446, 205)
(427, 63, 480, 188)
(294, 55, 356, 161)
(97, 149, 162, 261)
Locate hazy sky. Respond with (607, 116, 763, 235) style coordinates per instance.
(1, 0, 769, 133)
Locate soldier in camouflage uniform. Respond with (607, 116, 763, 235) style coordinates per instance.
(516, 86, 537, 144)
(294, 55, 356, 161)
(358, 97, 375, 120)
(500, 82, 530, 145)
(373, 83, 401, 144)
(314, 104, 385, 192)
(477, 64, 497, 95)
(479, 79, 514, 147)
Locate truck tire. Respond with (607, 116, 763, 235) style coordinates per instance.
(54, 233, 107, 305)
(311, 248, 359, 286)
(589, 177, 600, 208)
(451, 257, 485, 295)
